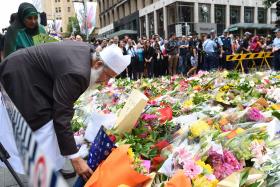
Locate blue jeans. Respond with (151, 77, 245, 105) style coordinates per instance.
(178, 55, 186, 74)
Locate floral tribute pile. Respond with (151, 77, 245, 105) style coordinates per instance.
(72, 71, 280, 187)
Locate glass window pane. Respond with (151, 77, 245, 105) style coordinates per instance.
(244, 7, 254, 23)
(215, 5, 226, 36)
(148, 13, 154, 36)
(271, 8, 277, 24)
(258, 8, 267, 24)
(177, 2, 194, 23)
(230, 6, 240, 24)
(199, 4, 211, 23)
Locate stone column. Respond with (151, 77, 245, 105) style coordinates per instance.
(154, 10, 158, 35)
(163, 6, 168, 39)
(145, 14, 149, 38)
(240, 5, 244, 23)
(267, 8, 271, 24)
(194, 2, 199, 23)
(211, 3, 215, 23)
(226, 4, 230, 28)
(254, 6, 258, 24)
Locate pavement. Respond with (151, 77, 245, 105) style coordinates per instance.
(0, 159, 78, 187)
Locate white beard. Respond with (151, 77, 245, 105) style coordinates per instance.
(88, 67, 103, 90)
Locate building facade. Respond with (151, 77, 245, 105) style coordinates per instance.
(42, 0, 75, 33)
(98, 0, 277, 38)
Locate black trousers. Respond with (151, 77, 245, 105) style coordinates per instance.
(273, 51, 280, 71)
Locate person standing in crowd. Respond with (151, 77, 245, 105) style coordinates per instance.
(154, 42, 163, 77)
(203, 34, 219, 71)
(249, 36, 262, 69)
(220, 29, 233, 70)
(272, 28, 280, 71)
(166, 33, 178, 75)
(197, 34, 205, 72)
(126, 39, 138, 80)
(210, 29, 223, 70)
(187, 48, 198, 77)
(136, 42, 145, 79)
(161, 40, 169, 76)
(239, 32, 251, 73)
(3, 2, 46, 58)
(178, 35, 189, 75)
(0, 42, 130, 181)
(75, 35, 83, 42)
(144, 41, 155, 78)
(118, 40, 128, 78)
(113, 36, 119, 46)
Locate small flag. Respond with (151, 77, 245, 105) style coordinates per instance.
(87, 126, 115, 170)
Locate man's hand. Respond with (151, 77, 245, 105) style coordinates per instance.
(71, 157, 93, 181)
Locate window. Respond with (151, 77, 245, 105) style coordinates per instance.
(55, 7, 58, 13)
(67, 0, 70, 2)
(55, 0, 57, 2)
(68, 7, 71, 12)
(148, 12, 154, 36)
(230, 6, 240, 24)
(215, 5, 226, 35)
(58, 0, 60, 2)
(140, 16, 146, 37)
(59, 7, 61, 13)
(244, 7, 254, 23)
(199, 4, 211, 23)
(68, 17, 71, 22)
(177, 2, 194, 23)
(258, 8, 267, 24)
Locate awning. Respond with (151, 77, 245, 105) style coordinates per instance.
(107, 30, 138, 38)
(228, 23, 275, 31)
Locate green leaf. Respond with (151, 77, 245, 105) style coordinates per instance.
(272, 111, 280, 120)
(247, 181, 261, 187)
(240, 168, 250, 186)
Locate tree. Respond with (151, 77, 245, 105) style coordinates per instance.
(67, 16, 81, 36)
(263, 0, 278, 7)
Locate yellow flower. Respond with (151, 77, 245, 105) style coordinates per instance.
(275, 75, 280, 79)
(215, 91, 225, 103)
(183, 99, 193, 108)
(272, 104, 280, 110)
(190, 120, 210, 137)
(193, 176, 218, 187)
(221, 70, 229, 78)
(236, 128, 245, 134)
(127, 148, 135, 161)
(196, 160, 213, 174)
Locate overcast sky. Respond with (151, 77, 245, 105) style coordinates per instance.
(0, 0, 33, 31)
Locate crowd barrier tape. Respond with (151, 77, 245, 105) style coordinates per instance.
(0, 83, 68, 187)
(226, 52, 273, 61)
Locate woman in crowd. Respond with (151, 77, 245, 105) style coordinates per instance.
(249, 36, 262, 69)
(136, 42, 145, 79)
(144, 41, 155, 78)
(118, 40, 128, 78)
(154, 42, 163, 77)
(3, 2, 46, 58)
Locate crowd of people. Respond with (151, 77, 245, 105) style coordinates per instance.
(86, 29, 280, 79)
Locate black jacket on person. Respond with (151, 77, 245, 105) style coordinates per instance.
(144, 46, 155, 61)
(0, 41, 91, 155)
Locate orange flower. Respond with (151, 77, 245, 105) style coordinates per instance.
(219, 117, 229, 126)
(193, 85, 202, 91)
(207, 118, 214, 126)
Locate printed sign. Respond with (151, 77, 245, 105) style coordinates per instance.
(0, 84, 68, 187)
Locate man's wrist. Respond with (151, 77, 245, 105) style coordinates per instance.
(66, 152, 80, 160)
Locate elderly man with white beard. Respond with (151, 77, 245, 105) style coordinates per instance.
(0, 41, 130, 181)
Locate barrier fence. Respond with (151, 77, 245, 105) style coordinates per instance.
(226, 51, 273, 73)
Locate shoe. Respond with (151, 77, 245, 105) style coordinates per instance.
(59, 169, 76, 179)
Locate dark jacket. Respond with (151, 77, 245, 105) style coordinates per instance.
(144, 46, 155, 60)
(0, 41, 91, 155)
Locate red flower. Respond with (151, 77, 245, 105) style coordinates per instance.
(108, 134, 116, 143)
(154, 140, 170, 151)
(158, 106, 173, 123)
(151, 155, 166, 171)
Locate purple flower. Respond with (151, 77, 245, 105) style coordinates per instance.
(246, 107, 264, 122)
(142, 114, 158, 121)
